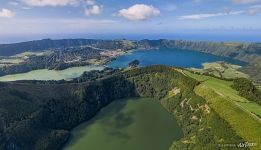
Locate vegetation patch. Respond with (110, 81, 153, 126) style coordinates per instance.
(0, 66, 258, 150)
(190, 61, 249, 79)
(185, 70, 261, 118)
(257, 85, 261, 91)
(124, 66, 246, 150)
(195, 85, 261, 150)
(232, 78, 261, 105)
(184, 70, 261, 149)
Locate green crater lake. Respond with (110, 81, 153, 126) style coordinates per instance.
(64, 98, 183, 150)
(0, 65, 104, 81)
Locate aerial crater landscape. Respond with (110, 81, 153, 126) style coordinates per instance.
(0, 0, 260, 150)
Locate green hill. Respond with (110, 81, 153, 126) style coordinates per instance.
(1, 66, 258, 150)
(1, 39, 261, 83)
(184, 70, 261, 150)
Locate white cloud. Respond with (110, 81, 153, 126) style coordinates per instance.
(84, 0, 102, 16)
(118, 4, 160, 21)
(85, 0, 95, 5)
(21, 6, 32, 10)
(22, 0, 79, 7)
(85, 5, 102, 16)
(232, 0, 261, 4)
(22, 0, 99, 7)
(0, 9, 15, 18)
(247, 5, 261, 14)
(178, 11, 244, 20)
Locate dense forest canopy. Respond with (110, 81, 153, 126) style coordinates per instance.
(232, 78, 261, 105)
(0, 65, 251, 150)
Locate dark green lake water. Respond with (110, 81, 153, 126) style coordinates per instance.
(64, 48, 245, 150)
(65, 98, 183, 150)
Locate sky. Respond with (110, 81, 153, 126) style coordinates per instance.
(0, 0, 261, 43)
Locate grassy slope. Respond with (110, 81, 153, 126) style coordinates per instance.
(124, 66, 246, 150)
(190, 62, 249, 79)
(184, 71, 261, 115)
(257, 85, 261, 91)
(183, 70, 261, 150)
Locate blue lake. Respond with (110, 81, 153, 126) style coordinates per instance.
(108, 48, 246, 68)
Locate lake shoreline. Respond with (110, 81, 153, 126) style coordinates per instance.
(64, 98, 183, 150)
(108, 48, 246, 69)
(0, 48, 247, 82)
(0, 65, 104, 81)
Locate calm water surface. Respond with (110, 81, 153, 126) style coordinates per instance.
(0, 48, 246, 81)
(108, 48, 246, 68)
(65, 98, 183, 150)
(54, 49, 244, 149)
(0, 65, 104, 81)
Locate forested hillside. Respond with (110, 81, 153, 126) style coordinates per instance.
(0, 39, 135, 56)
(0, 66, 248, 150)
(0, 39, 260, 83)
(232, 78, 261, 105)
(123, 66, 246, 150)
(1, 39, 260, 62)
(0, 72, 136, 150)
(0, 46, 111, 76)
